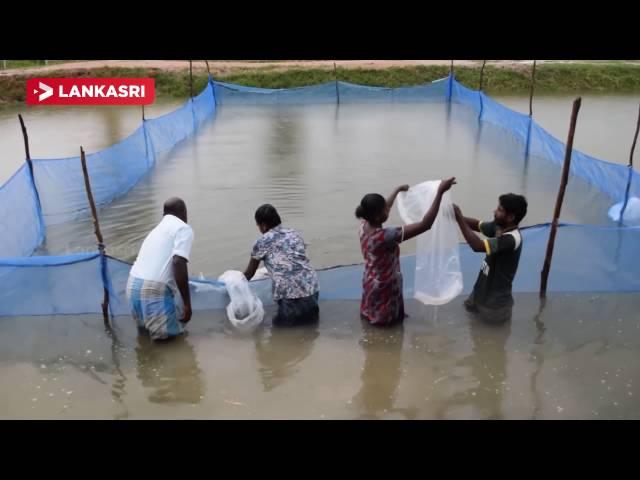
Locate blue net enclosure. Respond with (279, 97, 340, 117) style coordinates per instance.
(1, 74, 638, 316)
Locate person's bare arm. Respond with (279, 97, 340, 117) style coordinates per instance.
(453, 205, 486, 253)
(386, 184, 410, 211)
(243, 257, 260, 281)
(173, 255, 192, 323)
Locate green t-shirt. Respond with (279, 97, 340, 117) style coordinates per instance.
(470, 220, 523, 309)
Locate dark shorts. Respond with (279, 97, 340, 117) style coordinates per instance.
(274, 292, 320, 327)
(464, 295, 512, 325)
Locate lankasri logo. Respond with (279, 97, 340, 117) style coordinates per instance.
(26, 78, 155, 106)
(35, 82, 53, 102)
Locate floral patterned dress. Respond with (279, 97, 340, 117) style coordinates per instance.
(252, 225, 319, 301)
(359, 221, 405, 326)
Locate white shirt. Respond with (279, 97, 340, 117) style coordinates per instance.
(129, 214, 194, 285)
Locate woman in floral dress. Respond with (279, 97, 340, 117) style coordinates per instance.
(356, 178, 456, 326)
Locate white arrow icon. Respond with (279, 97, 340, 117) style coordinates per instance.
(38, 82, 53, 102)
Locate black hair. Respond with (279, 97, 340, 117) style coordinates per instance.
(499, 193, 528, 224)
(355, 193, 387, 223)
(255, 204, 282, 229)
(163, 197, 187, 220)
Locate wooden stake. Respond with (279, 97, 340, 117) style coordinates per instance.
(479, 60, 487, 91)
(628, 103, 639, 168)
(189, 60, 194, 98)
(618, 103, 640, 222)
(529, 60, 537, 117)
(540, 97, 582, 298)
(18, 114, 32, 163)
(334, 62, 340, 105)
(80, 146, 110, 324)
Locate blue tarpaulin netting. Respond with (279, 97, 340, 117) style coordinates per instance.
(2, 223, 639, 317)
(0, 74, 638, 316)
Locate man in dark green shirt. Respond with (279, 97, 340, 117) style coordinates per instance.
(453, 193, 528, 325)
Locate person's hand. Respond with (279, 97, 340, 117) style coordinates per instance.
(438, 177, 456, 194)
(181, 304, 193, 324)
(397, 184, 410, 193)
(453, 204, 462, 219)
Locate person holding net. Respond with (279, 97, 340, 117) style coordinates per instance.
(243, 204, 320, 327)
(453, 194, 528, 325)
(355, 178, 456, 326)
(127, 197, 194, 341)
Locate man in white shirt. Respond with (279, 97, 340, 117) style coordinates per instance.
(126, 197, 194, 341)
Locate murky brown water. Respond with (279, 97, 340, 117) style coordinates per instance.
(0, 294, 638, 419)
(1, 93, 639, 419)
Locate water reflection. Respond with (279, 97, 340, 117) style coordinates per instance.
(468, 318, 511, 419)
(134, 333, 204, 405)
(530, 298, 547, 419)
(254, 324, 319, 392)
(437, 316, 511, 419)
(104, 324, 129, 420)
(352, 322, 417, 419)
